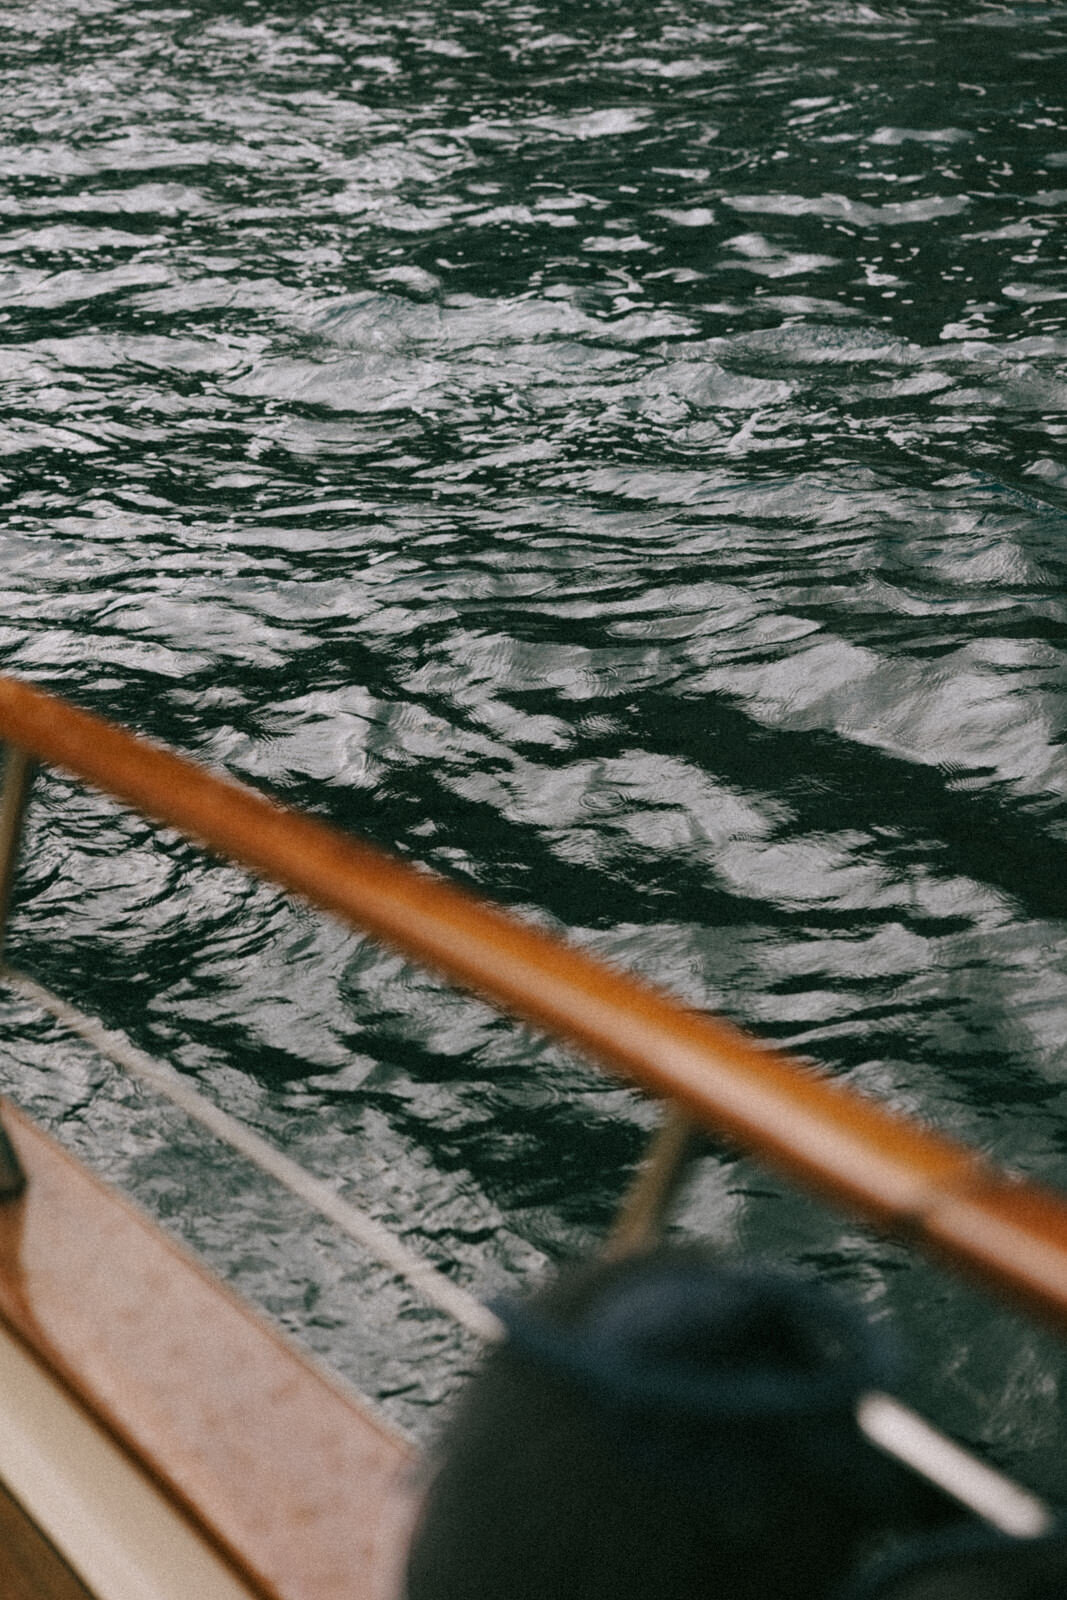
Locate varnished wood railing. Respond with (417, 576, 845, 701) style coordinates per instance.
(0, 673, 1066, 1333)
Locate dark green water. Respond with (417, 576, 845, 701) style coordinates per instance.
(2, 0, 1067, 1487)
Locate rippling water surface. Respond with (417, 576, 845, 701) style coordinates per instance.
(2, 0, 1067, 1481)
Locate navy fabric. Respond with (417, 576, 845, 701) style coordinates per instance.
(490, 1260, 907, 1516)
(406, 1250, 1032, 1600)
(834, 1523, 1067, 1600)
(492, 1261, 894, 1420)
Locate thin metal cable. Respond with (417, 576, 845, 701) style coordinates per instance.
(2, 966, 503, 1345)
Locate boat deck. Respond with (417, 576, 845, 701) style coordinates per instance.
(0, 1103, 416, 1600)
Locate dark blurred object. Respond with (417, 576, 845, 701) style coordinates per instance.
(837, 1522, 1067, 1600)
(405, 1248, 956, 1600)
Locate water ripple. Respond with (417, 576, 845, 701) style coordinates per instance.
(1, 0, 1066, 1466)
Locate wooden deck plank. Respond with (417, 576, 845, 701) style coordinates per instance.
(0, 1104, 416, 1600)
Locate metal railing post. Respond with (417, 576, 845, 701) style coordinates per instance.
(603, 1107, 699, 1259)
(0, 744, 35, 970)
(0, 744, 32, 1198)
(0, 1117, 24, 1200)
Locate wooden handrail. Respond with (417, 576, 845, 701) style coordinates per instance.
(1, 674, 1066, 1331)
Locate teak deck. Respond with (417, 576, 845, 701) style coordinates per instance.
(0, 1103, 416, 1600)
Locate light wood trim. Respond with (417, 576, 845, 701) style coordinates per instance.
(0, 1477, 95, 1600)
(1, 675, 1066, 1332)
(0, 1106, 415, 1600)
(0, 1312, 259, 1600)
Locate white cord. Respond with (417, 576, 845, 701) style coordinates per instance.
(857, 1390, 1053, 1537)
